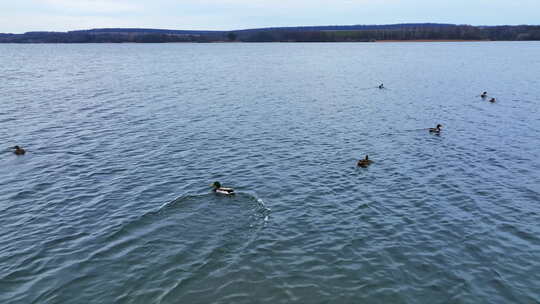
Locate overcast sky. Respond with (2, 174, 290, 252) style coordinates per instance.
(1, 0, 539, 33)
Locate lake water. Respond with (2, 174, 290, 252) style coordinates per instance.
(1, 42, 540, 303)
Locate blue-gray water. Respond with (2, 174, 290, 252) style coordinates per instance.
(1, 42, 540, 303)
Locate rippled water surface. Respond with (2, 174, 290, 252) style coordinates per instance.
(1, 42, 540, 303)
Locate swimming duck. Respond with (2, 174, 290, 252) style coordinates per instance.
(378, 83, 384, 89)
(12, 145, 26, 155)
(212, 182, 235, 195)
(429, 124, 442, 133)
(481, 92, 487, 98)
(357, 155, 373, 168)
(489, 98, 496, 103)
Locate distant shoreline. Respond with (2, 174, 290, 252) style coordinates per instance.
(374, 39, 489, 43)
(0, 40, 531, 44)
(2, 23, 540, 43)
(0, 40, 534, 44)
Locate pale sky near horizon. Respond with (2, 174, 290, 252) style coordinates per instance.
(1, 0, 539, 34)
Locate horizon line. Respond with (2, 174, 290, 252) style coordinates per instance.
(3, 22, 540, 35)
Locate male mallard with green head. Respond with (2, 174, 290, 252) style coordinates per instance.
(429, 124, 442, 133)
(211, 182, 235, 195)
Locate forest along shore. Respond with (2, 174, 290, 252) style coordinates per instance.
(1, 23, 540, 43)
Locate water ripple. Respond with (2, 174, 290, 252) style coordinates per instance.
(1, 42, 540, 304)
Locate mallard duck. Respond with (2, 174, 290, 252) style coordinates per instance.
(211, 182, 235, 195)
(489, 98, 496, 103)
(357, 155, 373, 168)
(481, 92, 487, 98)
(12, 145, 26, 155)
(429, 124, 442, 133)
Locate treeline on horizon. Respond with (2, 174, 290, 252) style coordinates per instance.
(1, 24, 540, 43)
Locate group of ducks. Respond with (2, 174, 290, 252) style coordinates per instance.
(356, 123, 442, 169)
(214, 121, 443, 195)
(356, 88, 494, 169)
(9, 87, 494, 197)
(211, 84, 448, 195)
(481, 91, 496, 103)
(10, 145, 235, 196)
(357, 88, 495, 170)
